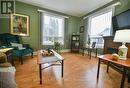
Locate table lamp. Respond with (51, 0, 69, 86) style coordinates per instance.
(113, 30, 130, 60)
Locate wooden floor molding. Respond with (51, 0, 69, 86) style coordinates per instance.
(15, 53, 130, 88)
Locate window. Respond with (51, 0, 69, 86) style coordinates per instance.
(42, 13, 64, 45)
(88, 9, 113, 48)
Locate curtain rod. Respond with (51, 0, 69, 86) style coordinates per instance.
(37, 9, 69, 19)
(83, 1, 121, 19)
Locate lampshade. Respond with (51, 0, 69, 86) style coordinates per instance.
(113, 29, 130, 60)
(114, 30, 130, 43)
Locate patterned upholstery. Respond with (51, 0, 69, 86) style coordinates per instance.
(0, 33, 33, 64)
(0, 52, 7, 64)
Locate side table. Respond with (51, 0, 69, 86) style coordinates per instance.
(97, 54, 130, 88)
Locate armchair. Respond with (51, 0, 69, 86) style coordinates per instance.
(0, 33, 33, 64)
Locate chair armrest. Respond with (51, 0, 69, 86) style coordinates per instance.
(23, 44, 33, 50)
(8, 46, 18, 50)
(0, 46, 9, 48)
(23, 44, 30, 48)
(0, 46, 18, 50)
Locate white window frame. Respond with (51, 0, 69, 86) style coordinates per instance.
(88, 8, 114, 35)
(87, 7, 115, 48)
(41, 13, 65, 45)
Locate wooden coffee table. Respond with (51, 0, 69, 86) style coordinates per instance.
(37, 49, 64, 84)
(97, 54, 130, 88)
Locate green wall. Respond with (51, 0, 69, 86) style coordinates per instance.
(0, 18, 10, 33)
(16, 2, 39, 51)
(1, 0, 129, 51)
(115, 0, 130, 15)
(80, 0, 130, 26)
(79, 0, 130, 45)
(0, 1, 80, 51)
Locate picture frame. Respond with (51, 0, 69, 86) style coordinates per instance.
(10, 13, 29, 36)
(80, 26, 84, 33)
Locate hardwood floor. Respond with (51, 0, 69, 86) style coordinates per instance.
(15, 53, 130, 88)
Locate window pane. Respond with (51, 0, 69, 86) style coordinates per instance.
(90, 11, 112, 36)
(88, 10, 112, 48)
(42, 14, 64, 45)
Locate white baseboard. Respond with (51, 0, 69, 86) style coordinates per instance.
(60, 49, 71, 53)
(33, 51, 37, 55)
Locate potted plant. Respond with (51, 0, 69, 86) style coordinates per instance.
(54, 42, 61, 53)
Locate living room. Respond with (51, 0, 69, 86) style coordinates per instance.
(0, 0, 130, 88)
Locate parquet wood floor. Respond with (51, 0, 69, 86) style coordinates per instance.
(15, 53, 130, 88)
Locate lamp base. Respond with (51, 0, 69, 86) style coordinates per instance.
(118, 44, 128, 60)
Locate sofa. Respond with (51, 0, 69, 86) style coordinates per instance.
(0, 33, 33, 64)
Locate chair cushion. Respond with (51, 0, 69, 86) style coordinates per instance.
(11, 43, 26, 50)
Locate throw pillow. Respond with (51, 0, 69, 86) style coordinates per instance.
(11, 43, 26, 50)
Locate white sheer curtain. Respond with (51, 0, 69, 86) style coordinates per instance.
(41, 13, 64, 45)
(88, 9, 113, 48)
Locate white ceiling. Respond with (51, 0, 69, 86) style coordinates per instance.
(17, 0, 112, 17)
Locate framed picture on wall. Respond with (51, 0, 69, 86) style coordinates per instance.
(10, 13, 29, 36)
(80, 26, 84, 33)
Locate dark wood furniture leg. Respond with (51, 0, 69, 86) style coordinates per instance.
(6, 51, 14, 66)
(11, 54, 14, 66)
(39, 64, 42, 84)
(89, 48, 97, 59)
(82, 48, 84, 56)
(61, 60, 64, 77)
(120, 67, 126, 88)
(95, 48, 97, 58)
(128, 69, 130, 83)
(20, 57, 23, 64)
(88, 48, 89, 55)
(9, 54, 14, 66)
(107, 62, 110, 73)
(97, 58, 101, 79)
(90, 49, 92, 59)
(31, 53, 33, 58)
